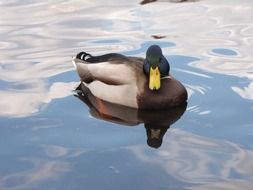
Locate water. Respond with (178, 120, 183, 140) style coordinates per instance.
(1, 0, 253, 189)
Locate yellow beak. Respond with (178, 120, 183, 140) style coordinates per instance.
(149, 67, 161, 90)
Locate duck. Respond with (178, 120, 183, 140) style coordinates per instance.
(72, 45, 187, 110)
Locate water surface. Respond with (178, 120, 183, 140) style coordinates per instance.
(1, 0, 253, 189)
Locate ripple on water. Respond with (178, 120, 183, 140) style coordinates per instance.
(212, 48, 238, 56)
(0, 41, 18, 50)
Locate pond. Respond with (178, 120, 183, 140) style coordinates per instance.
(1, 0, 253, 189)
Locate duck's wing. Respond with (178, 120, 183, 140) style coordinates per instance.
(73, 53, 143, 85)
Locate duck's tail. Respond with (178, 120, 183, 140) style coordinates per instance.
(76, 52, 93, 61)
(72, 52, 93, 69)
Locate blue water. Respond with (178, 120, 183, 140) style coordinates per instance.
(212, 48, 238, 56)
(1, 0, 253, 189)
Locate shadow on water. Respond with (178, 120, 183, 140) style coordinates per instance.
(74, 83, 187, 149)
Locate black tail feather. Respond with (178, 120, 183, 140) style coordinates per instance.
(76, 52, 93, 61)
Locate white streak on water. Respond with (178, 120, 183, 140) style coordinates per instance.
(127, 128, 253, 188)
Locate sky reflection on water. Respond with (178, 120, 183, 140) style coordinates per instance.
(1, 0, 253, 189)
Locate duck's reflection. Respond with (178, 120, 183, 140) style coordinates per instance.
(75, 83, 187, 149)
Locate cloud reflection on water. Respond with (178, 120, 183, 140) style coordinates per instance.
(0, 81, 78, 117)
(0, 143, 89, 190)
(0, 158, 71, 190)
(128, 128, 253, 189)
(1, 129, 253, 189)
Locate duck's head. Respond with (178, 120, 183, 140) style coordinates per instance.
(144, 45, 170, 91)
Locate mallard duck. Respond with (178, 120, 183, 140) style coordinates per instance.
(73, 45, 187, 109)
